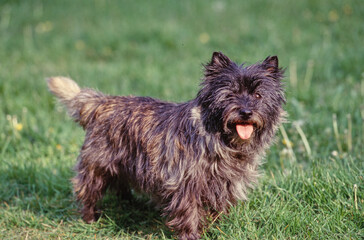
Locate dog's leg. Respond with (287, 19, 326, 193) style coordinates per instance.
(113, 175, 133, 202)
(72, 161, 111, 223)
(165, 192, 203, 240)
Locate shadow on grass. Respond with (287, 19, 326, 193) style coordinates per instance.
(100, 193, 173, 238)
(0, 164, 172, 238)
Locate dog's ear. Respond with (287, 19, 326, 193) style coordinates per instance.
(262, 56, 279, 73)
(204, 52, 233, 76)
(209, 52, 232, 68)
(262, 56, 285, 82)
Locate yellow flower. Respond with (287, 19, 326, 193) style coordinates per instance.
(199, 33, 210, 44)
(282, 139, 293, 147)
(343, 5, 352, 16)
(56, 144, 62, 150)
(15, 123, 23, 131)
(35, 21, 54, 33)
(328, 10, 339, 22)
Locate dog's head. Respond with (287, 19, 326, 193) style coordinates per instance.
(197, 52, 285, 144)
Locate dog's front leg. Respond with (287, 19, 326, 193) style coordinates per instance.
(164, 190, 204, 240)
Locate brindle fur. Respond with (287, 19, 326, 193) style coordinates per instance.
(47, 52, 285, 240)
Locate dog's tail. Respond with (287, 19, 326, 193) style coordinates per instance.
(47, 76, 81, 103)
(47, 76, 105, 127)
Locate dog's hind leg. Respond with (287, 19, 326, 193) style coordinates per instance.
(72, 159, 111, 223)
(111, 175, 133, 202)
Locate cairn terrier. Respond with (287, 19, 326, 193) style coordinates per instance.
(47, 52, 285, 240)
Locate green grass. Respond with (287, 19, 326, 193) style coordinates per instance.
(0, 0, 363, 239)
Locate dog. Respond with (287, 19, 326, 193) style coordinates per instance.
(47, 52, 285, 239)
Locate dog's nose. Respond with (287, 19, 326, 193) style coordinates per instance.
(240, 109, 252, 119)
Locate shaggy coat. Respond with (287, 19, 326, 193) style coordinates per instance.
(47, 52, 285, 240)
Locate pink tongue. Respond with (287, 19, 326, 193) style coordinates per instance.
(236, 124, 254, 140)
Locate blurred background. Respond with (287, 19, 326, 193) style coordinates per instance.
(0, 0, 363, 239)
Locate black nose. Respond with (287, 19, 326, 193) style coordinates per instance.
(240, 109, 252, 119)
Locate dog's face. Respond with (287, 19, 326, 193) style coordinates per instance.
(197, 52, 285, 143)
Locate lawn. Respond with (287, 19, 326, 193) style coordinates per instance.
(0, 0, 363, 239)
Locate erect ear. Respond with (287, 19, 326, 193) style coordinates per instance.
(207, 52, 233, 69)
(262, 55, 279, 73)
(204, 52, 234, 77)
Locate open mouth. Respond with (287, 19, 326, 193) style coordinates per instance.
(233, 121, 257, 140)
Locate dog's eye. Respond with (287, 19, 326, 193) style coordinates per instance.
(255, 93, 262, 99)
